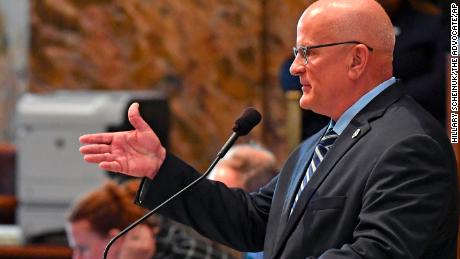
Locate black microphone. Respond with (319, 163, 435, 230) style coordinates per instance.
(217, 107, 261, 158)
(103, 107, 261, 259)
(233, 107, 262, 135)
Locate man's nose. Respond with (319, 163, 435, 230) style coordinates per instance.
(289, 56, 305, 76)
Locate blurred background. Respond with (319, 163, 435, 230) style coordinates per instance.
(0, 0, 454, 258)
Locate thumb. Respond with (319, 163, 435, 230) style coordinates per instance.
(128, 102, 151, 132)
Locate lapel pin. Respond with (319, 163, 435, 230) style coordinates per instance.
(352, 128, 361, 139)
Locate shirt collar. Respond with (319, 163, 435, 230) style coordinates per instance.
(330, 77, 396, 134)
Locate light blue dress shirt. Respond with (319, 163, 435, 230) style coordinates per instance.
(330, 77, 396, 134)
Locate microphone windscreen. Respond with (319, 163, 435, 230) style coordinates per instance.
(232, 107, 262, 135)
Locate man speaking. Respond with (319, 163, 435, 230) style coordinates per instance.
(79, 0, 459, 258)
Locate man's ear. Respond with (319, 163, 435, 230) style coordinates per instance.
(348, 44, 369, 80)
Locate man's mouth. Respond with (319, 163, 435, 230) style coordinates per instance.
(301, 84, 311, 92)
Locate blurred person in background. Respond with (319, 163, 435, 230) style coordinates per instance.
(209, 144, 278, 259)
(66, 180, 157, 259)
(378, 0, 448, 125)
(66, 180, 233, 259)
(209, 144, 278, 193)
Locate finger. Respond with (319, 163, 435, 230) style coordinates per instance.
(128, 103, 151, 132)
(83, 153, 116, 163)
(100, 161, 122, 172)
(79, 144, 111, 155)
(79, 133, 114, 144)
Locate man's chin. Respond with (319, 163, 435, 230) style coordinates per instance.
(299, 97, 313, 110)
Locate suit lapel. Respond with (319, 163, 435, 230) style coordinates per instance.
(280, 128, 326, 223)
(273, 121, 371, 255)
(270, 82, 405, 258)
(268, 129, 325, 251)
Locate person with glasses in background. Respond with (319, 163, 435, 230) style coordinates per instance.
(79, 0, 459, 258)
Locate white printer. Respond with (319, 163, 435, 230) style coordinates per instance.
(15, 90, 169, 239)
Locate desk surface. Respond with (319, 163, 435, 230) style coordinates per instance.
(0, 245, 72, 259)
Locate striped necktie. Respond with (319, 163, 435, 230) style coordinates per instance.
(290, 128, 339, 215)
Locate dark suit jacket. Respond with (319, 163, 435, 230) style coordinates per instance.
(136, 83, 459, 258)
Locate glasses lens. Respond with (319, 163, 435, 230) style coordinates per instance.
(293, 46, 308, 64)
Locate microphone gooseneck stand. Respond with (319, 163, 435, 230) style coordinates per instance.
(102, 107, 261, 259)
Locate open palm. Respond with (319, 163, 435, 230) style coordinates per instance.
(79, 103, 166, 179)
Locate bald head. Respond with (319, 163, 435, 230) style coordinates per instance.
(209, 144, 277, 192)
(303, 0, 394, 52)
(290, 0, 396, 119)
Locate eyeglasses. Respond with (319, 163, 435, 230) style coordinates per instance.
(293, 41, 374, 65)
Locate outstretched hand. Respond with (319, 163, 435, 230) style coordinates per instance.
(79, 103, 166, 179)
